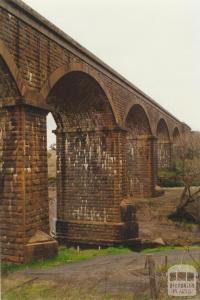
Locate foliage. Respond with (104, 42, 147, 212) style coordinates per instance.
(0, 278, 158, 300)
(158, 133, 200, 189)
(1, 246, 130, 275)
(168, 133, 200, 223)
(157, 169, 183, 187)
(172, 133, 200, 185)
(142, 245, 200, 254)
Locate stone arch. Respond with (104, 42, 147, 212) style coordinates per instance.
(156, 118, 171, 168)
(156, 118, 170, 141)
(124, 102, 152, 132)
(40, 63, 119, 127)
(173, 127, 181, 143)
(125, 104, 152, 136)
(172, 126, 181, 160)
(39, 66, 130, 245)
(45, 70, 117, 131)
(0, 40, 26, 96)
(125, 104, 156, 198)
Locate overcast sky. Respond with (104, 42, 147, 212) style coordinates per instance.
(24, 0, 200, 147)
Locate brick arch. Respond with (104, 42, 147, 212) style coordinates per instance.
(156, 118, 170, 141)
(173, 126, 181, 143)
(0, 40, 26, 96)
(125, 103, 156, 198)
(156, 118, 171, 168)
(40, 63, 119, 126)
(125, 103, 152, 136)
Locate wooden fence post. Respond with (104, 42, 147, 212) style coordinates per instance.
(147, 255, 158, 299)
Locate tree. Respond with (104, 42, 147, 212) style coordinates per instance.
(171, 132, 200, 222)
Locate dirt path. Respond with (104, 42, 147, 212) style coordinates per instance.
(8, 249, 200, 295)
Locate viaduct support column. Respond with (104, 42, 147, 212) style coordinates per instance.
(157, 141, 172, 169)
(126, 135, 157, 198)
(56, 129, 66, 221)
(0, 102, 57, 263)
(56, 127, 138, 246)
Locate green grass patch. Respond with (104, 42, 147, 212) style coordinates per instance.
(142, 245, 200, 254)
(1, 278, 177, 300)
(1, 246, 130, 275)
(1, 278, 190, 300)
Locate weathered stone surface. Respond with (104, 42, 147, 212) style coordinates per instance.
(27, 230, 54, 244)
(24, 240, 58, 263)
(0, 0, 191, 263)
(152, 237, 165, 246)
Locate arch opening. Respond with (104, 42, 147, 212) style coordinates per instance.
(156, 119, 171, 169)
(47, 113, 57, 236)
(157, 119, 170, 141)
(173, 127, 181, 144)
(45, 70, 125, 243)
(125, 104, 156, 198)
(125, 104, 152, 138)
(172, 127, 181, 161)
(47, 71, 116, 130)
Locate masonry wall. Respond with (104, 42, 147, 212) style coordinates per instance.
(55, 128, 139, 243)
(23, 106, 49, 238)
(0, 5, 184, 131)
(0, 104, 49, 262)
(126, 137, 157, 197)
(64, 129, 124, 222)
(0, 106, 26, 262)
(0, 2, 188, 259)
(157, 142, 172, 169)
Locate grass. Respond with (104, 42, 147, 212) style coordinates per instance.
(141, 245, 200, 254)
(2, 245, 200, 275)
(2, 278, 196, 300)
(1, 246, 130, 275)
(2, 245, 200, 300)
(1, 278, 183, 300)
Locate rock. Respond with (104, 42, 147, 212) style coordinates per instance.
(24, 230, 58, 263)
(141, 237, 166, 248)
(27, 230, 54, 244)
(155, 185, 165, 196)
(152, 237, 166, 246)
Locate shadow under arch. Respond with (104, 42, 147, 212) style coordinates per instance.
(172, 126, 182, 162)
(40, 63, 119, 127)
(156, 118, 171, 169)
(0, 39, 26, 97)
(124, 102, 153, 135)
(156, 118, 170, 141)
(125, 103, 152, 136)
(173, 126, 181, 143)
(124, 103, 156, 198)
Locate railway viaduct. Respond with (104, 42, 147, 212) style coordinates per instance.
(0, 0, 191, 263)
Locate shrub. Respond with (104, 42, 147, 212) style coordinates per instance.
(157, 169, 184, 187)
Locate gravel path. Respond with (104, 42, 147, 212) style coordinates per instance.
(10, 249, 200, 295)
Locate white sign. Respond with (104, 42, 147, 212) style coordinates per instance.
(167, 264, 198, 297)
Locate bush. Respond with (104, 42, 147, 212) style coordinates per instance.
(157, 169, 184, 187)
(158, 166, 200, 188)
